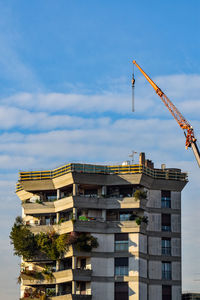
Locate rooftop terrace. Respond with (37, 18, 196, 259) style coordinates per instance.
(16, 162, 188, 192)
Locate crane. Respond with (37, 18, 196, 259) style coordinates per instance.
(132, 60, 200, 168)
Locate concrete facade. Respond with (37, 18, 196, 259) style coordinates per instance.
(16, 156, 187, 300)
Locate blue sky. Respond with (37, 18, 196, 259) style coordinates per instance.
(0, 1, 200, 299)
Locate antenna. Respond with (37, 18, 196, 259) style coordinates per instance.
(129, 151, 137, 164)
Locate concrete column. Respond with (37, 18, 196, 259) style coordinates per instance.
(55, 284, 59, 296)
(72, 256, 76, 269)
(98, 188, 102, 197)
(102, 209, 106, 221)
(73, 184, 79, 196)
(57, 189, 61, 200)
(73, 207, 77, 220)
(55, 260, 60, 295)
(56, 260, 60, 271)
(56, 212, 60, 224)
(102, 186, 107, 196)
(72, 280, 76, 294)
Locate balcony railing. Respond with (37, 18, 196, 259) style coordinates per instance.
(16, 163, 187, 191)
(49, 295, 92, 300)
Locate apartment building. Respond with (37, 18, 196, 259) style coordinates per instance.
(16, 152, 187, 300)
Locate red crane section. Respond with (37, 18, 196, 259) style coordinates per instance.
(132, 60, 200, 167)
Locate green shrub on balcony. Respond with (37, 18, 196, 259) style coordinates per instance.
(10, 217, 99, 260)
(18, 269, 44, 284)
(35, 230, 69, 260)
(134, 189, 147, 201)
(10, 217, 69, 260)
(135, 215, 148, 225)
(73, 233, 99, 252)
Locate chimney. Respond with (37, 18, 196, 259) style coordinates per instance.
(148, 160, 154, 169)
(145, 159, 152, 168)
(161, 164, 166, 170)
(139, 152, 145, 165)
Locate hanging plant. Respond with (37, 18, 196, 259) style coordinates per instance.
(135, 216, 148, 225)
(134, 189, 147, 201)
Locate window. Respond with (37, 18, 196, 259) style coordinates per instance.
(84, 188, 98, 197)
(162, 285, 172, 300)
(119, 186, 133, 197)
(115, 258, 128, 276)
(161, 191, 171, 208)
(77, 282, 86, 295)
(162, 238, 171, 256)
(115, 234, 128, 252)
(107, 211, 118, 221)
(119, 211, 135, 221)
(162, 262, 171, 280)
(162, 214, 171, 231)
(80, 258, 86, 269)
(119, 212, 131, 221)
(115, 282, 128, 300)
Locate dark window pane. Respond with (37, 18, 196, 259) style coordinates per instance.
(162, 285, 172, 300)
(162, 214, 171, 231)
(161, 191, 171, 198)
(115, 258, 128, 276)
(115, 258, 128, 266)
(115, 282, 128, 300)
(115, 233, 128, 241)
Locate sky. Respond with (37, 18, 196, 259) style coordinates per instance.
(0, 0, 200, 299)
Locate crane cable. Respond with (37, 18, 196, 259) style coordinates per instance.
(132, 64, 135, 112)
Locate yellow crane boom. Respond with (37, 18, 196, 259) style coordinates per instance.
(132, 60, 200, 168)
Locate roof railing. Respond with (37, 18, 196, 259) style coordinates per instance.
(16, 163, 188, 192)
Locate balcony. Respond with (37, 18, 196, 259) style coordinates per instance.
(22, 195, 146, 216)
(21, 295, 92, 300)
(74, 195, 146, 210)
(49, 295, 92, 300)
(17, 163, 187, 183)
(29, 218, 146, 235)
(30, 220, 74, 235)
(22, 269, 92, 286)
(74, 219, 146, 234)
